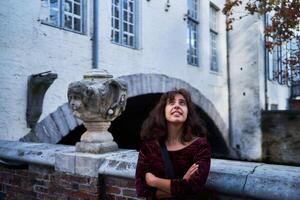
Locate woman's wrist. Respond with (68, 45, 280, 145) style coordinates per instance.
(151, 175, 159, 187)
(146, 172, 159, 187)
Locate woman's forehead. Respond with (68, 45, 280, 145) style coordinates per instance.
(167, 93, 186, 100)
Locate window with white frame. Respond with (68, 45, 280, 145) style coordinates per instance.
(210, 5, 219, 72)
(41, 0, 85, 33)
(187, 0, 199, 66)
(111, 0, 137, 48)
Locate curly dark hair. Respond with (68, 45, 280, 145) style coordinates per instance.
(141, 88, 207, 143)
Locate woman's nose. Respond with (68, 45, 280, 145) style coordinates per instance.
(174, 103, 180, 109)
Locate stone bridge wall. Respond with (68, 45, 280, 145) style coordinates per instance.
(0, 141, 299, 200)
(262, 111, 300, 166)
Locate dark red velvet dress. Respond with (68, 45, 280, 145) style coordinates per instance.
(135, 137, 211, 200)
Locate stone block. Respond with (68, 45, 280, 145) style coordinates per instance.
(75, 153, 105, 177)
(75, 141, 118, 154)
(43, 116, 62, 143)
(60, 103, 78, 131)
(262, 111, 300, 165)
(55, 152, 75, 174)
(51, 109, 69, 137)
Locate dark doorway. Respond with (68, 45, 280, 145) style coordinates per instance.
(109, 94, 161, 150)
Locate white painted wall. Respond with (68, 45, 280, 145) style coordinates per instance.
(97, 0, 229, 141)
(0, 0, 229, 141)
(267, 82, 290, 110)
(226, 1, 289, 159)
(0, 0, 92, 140)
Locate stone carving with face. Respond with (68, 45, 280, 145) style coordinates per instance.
(67, 79, 127, 121)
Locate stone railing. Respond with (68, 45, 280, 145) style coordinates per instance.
(0, 140, 299, 200)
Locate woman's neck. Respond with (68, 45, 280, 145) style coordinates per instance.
(166, 123, 183, 144)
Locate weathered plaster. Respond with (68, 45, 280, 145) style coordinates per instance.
(228, 10, 263, 160)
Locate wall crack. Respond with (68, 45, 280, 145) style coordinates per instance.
(242, 163, 264, 192)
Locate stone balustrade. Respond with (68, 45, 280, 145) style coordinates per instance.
(0, 140, 299, 200)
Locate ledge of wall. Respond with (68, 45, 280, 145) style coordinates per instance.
(0, 140, 74, 166)
(0, 140, 299, 200)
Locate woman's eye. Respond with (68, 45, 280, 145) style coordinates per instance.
(179, 101, 186, 106)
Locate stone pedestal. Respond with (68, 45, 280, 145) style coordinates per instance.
(67, 70, 127, 154)
(75, 121, 118, 153)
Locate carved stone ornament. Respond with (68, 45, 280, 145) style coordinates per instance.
(67, 70, 127, 153)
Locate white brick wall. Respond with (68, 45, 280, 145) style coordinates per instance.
(0, 0, 92, 140)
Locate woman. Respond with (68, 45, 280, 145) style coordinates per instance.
(135, 89, 211, 199)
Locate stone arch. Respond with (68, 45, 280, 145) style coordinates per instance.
(20, 73, 230, 157)
(20, 103, 84, 144)
(117, 73, 228, 136)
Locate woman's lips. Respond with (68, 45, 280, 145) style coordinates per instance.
(171, 110, 182, 115)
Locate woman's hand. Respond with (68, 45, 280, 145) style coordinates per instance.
(145, 172, 157, 187)
(183, 163, 198, 181)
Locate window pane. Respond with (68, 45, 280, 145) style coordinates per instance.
(129, 13, 133, 23)
(129, 1, 133, 12)
(50, 10, 59, 25)
(123, 34, 128, 45)
(210, 6, 218, 31)
(115, 19, 119, 29)
(114, 31, 120, 42)
(129, 24, 133, 33)
(210, 32, 218, 71)
(129, 36, 133, 46)
(123, 0, 128, 10)
(50, 0, 59, 8)
(64, 15, 72, 29)
(187, 20, 198, 66)
(74, 17, 81, 31)
(65, 0, 73, 13)
(74, 0, 80, 2)
(74, 3, 81, 15)
(41, 0, 49, 7)
(188, 0, 198, 20)
(124, 11, 128, 21)
(115, 7, 119, 18)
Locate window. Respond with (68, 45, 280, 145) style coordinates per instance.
(265, 13, 298, 86)
(187, 0, 199, 66)
(210, 5, 219, 72)
(41, 0, 85, 33)
(111, 0, 137, 48)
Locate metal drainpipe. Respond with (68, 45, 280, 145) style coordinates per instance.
(92, 0, 99, 69)
(263, 14, 268, 110)
(226, 29, 234, 153)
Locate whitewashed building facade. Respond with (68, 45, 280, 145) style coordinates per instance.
(0, 0, 291, 160)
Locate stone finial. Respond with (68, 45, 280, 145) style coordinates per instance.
(67, 70, 127, 153)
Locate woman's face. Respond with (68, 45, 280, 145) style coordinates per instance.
(165, 94, 188, 125)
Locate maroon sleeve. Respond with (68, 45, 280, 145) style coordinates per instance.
(135, 141, 157, 199)
(170, 138, 211, 197)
